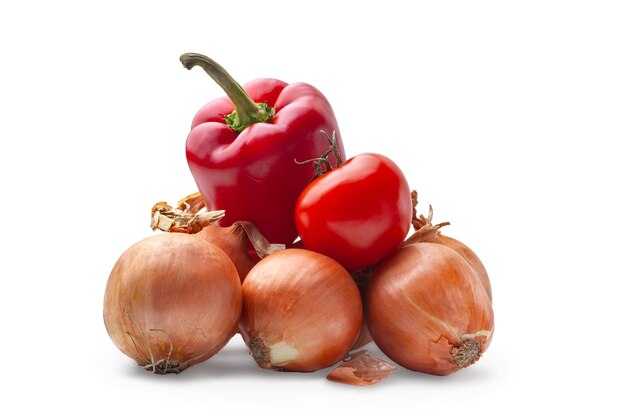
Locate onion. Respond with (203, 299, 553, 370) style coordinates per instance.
(239, 248, 363, 372)
(366, 242, 494, 376)
(103, 233, 242, 374)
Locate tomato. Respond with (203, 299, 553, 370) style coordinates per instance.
(294, 153, 412, 270)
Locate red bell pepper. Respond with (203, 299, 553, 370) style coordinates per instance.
(180, 53, 345, 246)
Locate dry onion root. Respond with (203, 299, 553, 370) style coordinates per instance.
(103, 233, 242, 374)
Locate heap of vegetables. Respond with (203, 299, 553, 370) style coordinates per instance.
(103, 53, 494, 384)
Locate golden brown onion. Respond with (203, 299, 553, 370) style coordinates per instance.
(103, 233, 242, 374)
(239, 249, 362, 372)
(367, 243, 494, 376)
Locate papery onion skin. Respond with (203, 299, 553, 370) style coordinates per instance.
(436, 234, 492, 301)
(404, 227, 492, 301)
(367, 243, 494, 376)
(103, 233, 242, 374)
(326, 350, 396, 386)
(196, 225, 256, 282)
(240, 249, 362, 372)
(406, 201, 492, 301)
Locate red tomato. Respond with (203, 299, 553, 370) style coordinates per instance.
(295, 153, 412, 270)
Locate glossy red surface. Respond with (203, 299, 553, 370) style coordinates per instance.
(295, 153, 412, 270)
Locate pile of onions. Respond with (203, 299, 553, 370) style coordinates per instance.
(239, 249, 363, 372)
(104, 190, 494, 382)
(103, 233, 242, 374)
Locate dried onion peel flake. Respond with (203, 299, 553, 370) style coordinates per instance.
(327, 350, 396, 386)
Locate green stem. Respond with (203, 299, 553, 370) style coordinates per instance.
(180, 53, 274, 133)
(294, 130, 342, 181)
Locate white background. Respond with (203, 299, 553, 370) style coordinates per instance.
(1, 1, 625, 415)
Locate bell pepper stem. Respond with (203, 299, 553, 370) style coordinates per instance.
(180, 53, 274, 133)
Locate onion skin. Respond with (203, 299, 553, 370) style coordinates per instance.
(103, 233, 242, 374)
(240, 249, 362, 372)
(367, 243, 494, 376)
(151, 193, 279, 283)
(196, 224, 256, 282)
(405, 229, 492, 301)
(436, 234, 492, 300)
(326, 350, 396, 386)
(406, 199, 492, 301)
